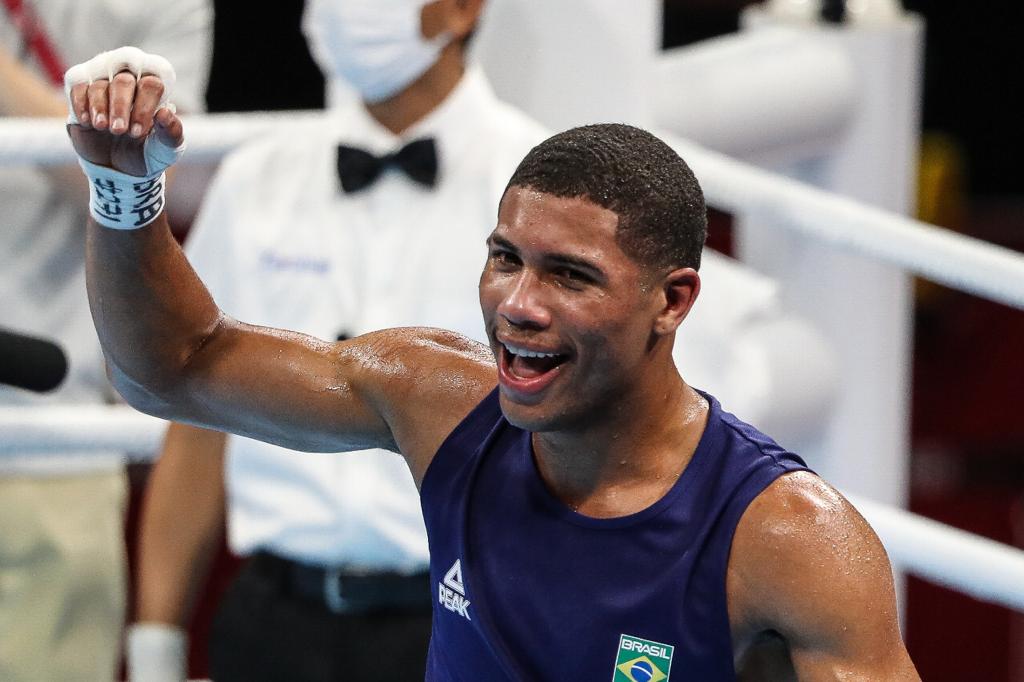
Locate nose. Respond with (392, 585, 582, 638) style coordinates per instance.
(496, 270, 551, 331)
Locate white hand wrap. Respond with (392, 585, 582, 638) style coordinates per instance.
(64, 46, 176, 126)
(78, 158, 167, 230)
(64, 47, 185, 229)
(125, 622, 188, 682)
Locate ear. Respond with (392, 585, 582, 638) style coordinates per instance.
(422, 0, 485, 41)
(447, 0, 485, 39)
(652, 267, 700, 336)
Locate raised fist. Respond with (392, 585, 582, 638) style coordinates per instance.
(64, 47, 184, 178)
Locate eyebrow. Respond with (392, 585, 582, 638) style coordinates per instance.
(487, 234, 607, 283)
(485, 234, 513, 250)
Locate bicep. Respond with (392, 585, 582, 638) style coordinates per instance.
(155, 324, 496, 480)
(729, 472, 920, 681)
(783, 550, 918, 681)
(164, 319, 394, 454)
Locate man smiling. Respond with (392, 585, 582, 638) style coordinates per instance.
(67, 48, 919, 680)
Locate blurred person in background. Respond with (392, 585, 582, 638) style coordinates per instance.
(128, 1, 547, 680)
(0, 1, 210, 679)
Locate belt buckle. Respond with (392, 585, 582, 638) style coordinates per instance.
(323, 567, 348, 614)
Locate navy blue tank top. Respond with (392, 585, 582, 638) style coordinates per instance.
(421, 388, 809, 681)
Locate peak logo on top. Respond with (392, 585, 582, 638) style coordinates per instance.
(439, 559, 471, 620)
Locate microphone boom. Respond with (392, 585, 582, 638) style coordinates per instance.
(0, 328, 69, 393)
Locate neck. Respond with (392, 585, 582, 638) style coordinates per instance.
(531, 362, 709, 519)
(364, 42, 465, 135)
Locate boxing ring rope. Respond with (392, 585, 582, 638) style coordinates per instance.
(0, 405, 166, 455)
(0, 112, 324, 165)
(2, 405, 1023, 614)
(2, 114, 1023, 612)
(3, 404, 1024, 612)
(4, 116, 1024, 308)
(667, 136, 1024, 311)
(848, 495, 1024, 613)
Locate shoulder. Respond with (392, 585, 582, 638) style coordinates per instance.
(469, 71, 549, 154)
(188, 115, 335, 238)
(486, 102, 549, 148)
(216, 116, 332, 181)
(348, 327, 495, 387)
(727, 472, 916, 678)
(342, 327, 497, 481)
(729, 472, 888, 629)
(485, 107, 548, 164)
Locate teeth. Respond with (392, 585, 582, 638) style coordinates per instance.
(504, 343, 559, 359)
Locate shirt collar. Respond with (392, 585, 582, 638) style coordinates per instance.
(334, 65, 496, 170)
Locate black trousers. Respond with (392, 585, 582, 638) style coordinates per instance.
(209, 554, 433, 682)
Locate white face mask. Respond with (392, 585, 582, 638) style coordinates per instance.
(303, 0, 451, 104)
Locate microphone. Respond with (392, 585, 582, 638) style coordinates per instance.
(820, 0, 847, 23)
(0, 328, 69, 393)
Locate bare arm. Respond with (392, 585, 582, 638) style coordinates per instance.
(0, 43, 66, 117)
(135, 423, 227, 627)
(728, 472, 920, 681)
(69, 64, 496, 482)
(86, 209, 492, 475)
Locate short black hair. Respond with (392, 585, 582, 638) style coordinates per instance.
(505, 123, 707, 271)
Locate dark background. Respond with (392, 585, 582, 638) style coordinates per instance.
(663, 3, 1024, 680)
(126, 2, 1024, 680)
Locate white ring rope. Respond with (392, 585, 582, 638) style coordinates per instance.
(848, 495, 1024, 613)
(2, 403, 1024, 610)
(0, 111, 325, 165)
(2, 115, 1023, 311)
(0, 405, 167, 456)
(2, 405, 1024, 612)
(2, 114, 1022, 611)
(663, 134, 1024, 313)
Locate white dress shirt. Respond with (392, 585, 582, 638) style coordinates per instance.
(185, 65, 548, 570)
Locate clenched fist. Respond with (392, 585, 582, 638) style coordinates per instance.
(64, 47, 185, 229)
(65, 46, 184, 178)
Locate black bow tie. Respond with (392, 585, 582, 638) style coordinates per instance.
(336, 138, 438, 193)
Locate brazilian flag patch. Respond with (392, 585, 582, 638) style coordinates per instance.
(612, 634, 673, 682)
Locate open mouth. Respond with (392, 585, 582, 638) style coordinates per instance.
(498, 341, 570, 396)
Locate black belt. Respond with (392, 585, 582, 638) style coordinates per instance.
(251, 551, 432, 615)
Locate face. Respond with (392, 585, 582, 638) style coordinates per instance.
(302, 0, 447, 103)
(479, 187, 674, 433)
(302, 0, 482, 103)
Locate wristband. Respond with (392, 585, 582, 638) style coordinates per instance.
(79, 157, 165, 230)
(125, 622, 188, 682)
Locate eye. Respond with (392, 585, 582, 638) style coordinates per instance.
(489, 248, 520, 269)
(555, 267, 593, 286)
